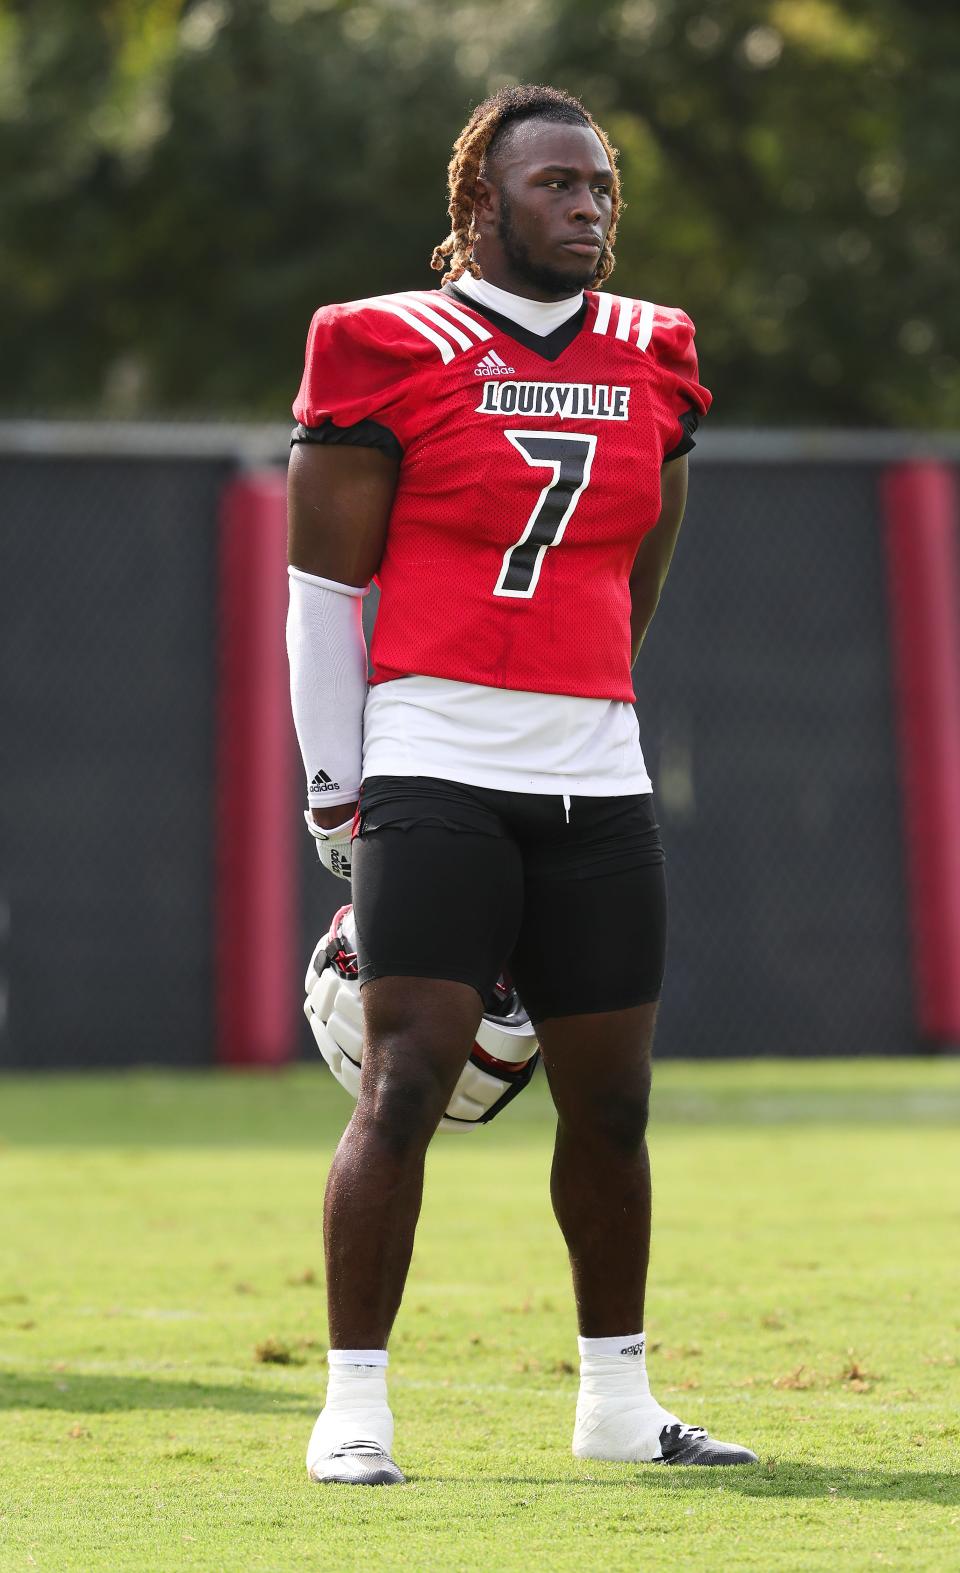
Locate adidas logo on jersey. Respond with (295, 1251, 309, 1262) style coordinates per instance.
(474, 349, 516, 377)
(477, 380, 631, 421)
(310, 768, 341, 794)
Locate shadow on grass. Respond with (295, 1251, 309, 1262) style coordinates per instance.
(412, 1465, 960, 1504)
(2, 1371, 315, 1415)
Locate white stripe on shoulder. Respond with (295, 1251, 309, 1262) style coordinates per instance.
(636, 299, 655, 351)
(592, 292, 614, 334)
(412, 292, 493, 343)
(614, 296, 634, 341)
(370, 300, 457, 363)
(387, 294, 474, 352)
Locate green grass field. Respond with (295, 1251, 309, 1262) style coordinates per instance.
(1, 1059, 958, 1572)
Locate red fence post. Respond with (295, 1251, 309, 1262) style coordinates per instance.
(883, 462, 960, 1048)
(215, 471, 298, 1065)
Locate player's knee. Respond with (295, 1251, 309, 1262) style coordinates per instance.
(574, 1083, 651, 1157)
(357, 1040, 451, 1157)
(604, 1093, 650, 1156)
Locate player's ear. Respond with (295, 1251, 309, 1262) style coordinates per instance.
(472, 173, 496, 233)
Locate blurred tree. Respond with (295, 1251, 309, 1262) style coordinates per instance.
(0, 0, 955, 423)
(537, 0, 959, 424)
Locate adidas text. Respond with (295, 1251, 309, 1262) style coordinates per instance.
(474, 350, 515, 377)
(328, 846, 351, 878)
(620, 1342, 645, 1357)
(310, 769, 341, 794)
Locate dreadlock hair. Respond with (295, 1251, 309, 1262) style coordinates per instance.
(430, 84, 622, 289)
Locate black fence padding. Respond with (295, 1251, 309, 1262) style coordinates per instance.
(0, 456, 230, 1068)
(638, 461, 912, 1056)
(0, 447, 919, 1069)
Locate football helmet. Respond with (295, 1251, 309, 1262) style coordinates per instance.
(304, 905, 539, 1131)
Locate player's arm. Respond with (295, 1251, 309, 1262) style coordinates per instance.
(628, 454, 688, 664)
(286, 442, 399, 855)
(288, 441, 396, 589)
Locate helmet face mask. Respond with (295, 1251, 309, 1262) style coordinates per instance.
(304, 906, 539, 1131)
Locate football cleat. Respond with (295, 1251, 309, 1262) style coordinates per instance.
(573, 1398, 759, 1466)
(307, 1437, 406, 1487)
(654, 1421, 758, 1466)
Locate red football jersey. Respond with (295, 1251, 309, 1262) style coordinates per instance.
(293, 286, 711, 702)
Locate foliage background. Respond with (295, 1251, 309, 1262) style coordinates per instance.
(1, 0, 955, 424)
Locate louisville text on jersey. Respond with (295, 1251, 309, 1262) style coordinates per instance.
(476, 380, 631, 421)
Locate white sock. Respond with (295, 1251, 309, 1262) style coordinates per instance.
(573, 1331, 680, 1463)
(306, 1349, 394, 1465)
(578, 1332, 651, 1387)
(327, 1348, 389, 1369)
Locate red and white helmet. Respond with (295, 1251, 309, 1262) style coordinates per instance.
(304, 905, 539, 1131)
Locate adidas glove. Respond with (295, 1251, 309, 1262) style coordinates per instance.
(305, 811, 354, 882)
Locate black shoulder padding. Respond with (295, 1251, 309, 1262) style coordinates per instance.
(664, 405, 700, 462)
(290, 419, 403, 463)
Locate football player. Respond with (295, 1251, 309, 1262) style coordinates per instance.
(286, 83, 758, 1484)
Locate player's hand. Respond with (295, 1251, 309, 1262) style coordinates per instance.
(310, 803, 358, 830)
(305, 803, 358, 881)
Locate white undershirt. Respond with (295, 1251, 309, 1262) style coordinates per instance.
(454, 270, 584, 335)
(361, 275, 652, 799)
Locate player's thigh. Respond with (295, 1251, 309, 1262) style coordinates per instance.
(359, 974, 488, 1122)
(351, 776, 524, 1007)
(535, 1002, 659, 1142)
(509, 794, 667, 1025)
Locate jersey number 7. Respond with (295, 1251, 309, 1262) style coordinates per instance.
(493, 431, 598, 599)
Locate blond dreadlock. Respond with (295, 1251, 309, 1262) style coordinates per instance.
(430, 85, 622, 289)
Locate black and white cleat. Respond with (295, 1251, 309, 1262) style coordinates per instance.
(655, 1422, 758, 1466)
(308, 1438, 406, 1486)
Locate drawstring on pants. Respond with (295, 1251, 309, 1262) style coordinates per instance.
(562, 793, 571, 825)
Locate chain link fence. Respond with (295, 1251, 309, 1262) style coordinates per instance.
(2, 424, 955, 1067)
(642, 458, 911, 1057)
(0, 447, 231, 1066)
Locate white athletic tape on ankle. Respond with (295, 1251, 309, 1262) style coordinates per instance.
(327, 1348, 389, 1367)
(577, 1333, 645, 1361)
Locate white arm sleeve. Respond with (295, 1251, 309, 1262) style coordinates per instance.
(286, 565, 369, 809)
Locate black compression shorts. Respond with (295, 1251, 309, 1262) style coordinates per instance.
(351, 775, 667, 1024)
